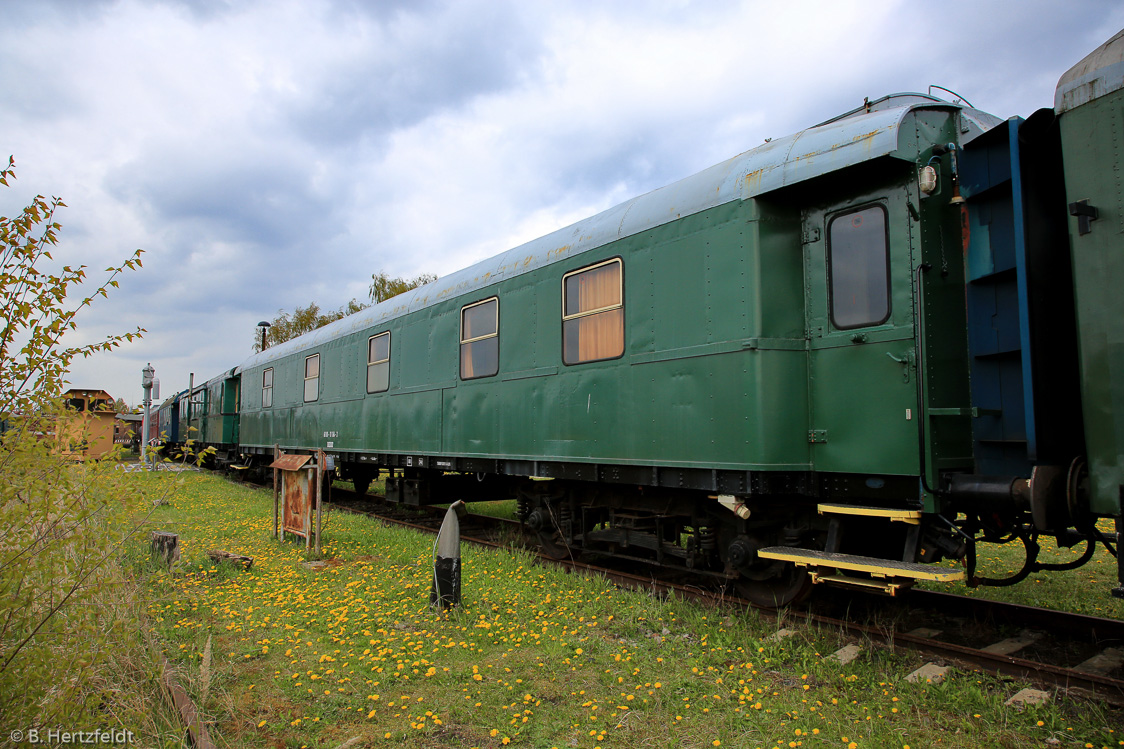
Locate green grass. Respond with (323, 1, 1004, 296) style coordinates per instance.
(917, 520, 1124, 618)
(129, 471, 1122, 748)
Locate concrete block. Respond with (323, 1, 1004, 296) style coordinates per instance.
(905, 663, 951, 684)
(1005, 688, 1051, 708)
(981, 631, 1041, 656)
(767, 628, 797, 642)
(827, 644, 862, 665)
(1074, 646, 1124, 676)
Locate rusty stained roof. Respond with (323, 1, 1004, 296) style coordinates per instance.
(269, 454, 313, 471)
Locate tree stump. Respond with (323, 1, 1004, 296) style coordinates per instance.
(206, 549, 254, 571)
(151, 531, 180, 565)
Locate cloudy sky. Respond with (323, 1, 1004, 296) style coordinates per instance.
(3, 0, 1122, 406)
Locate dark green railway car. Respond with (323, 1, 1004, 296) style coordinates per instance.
(183, 368, 240, 464)
(155, 389, 186, 447)
(1054, 30, 1124, 523)
(225, 31, 1124, 604)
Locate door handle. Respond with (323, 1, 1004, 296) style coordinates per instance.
(886, 351, 913, 383)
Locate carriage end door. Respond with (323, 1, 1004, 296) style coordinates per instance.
(803, 195, 920, 477)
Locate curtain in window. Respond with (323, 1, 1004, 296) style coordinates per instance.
(461, 300, 498, 379)
(462, 301, 497, 340)
(461, 343, 476, 379)
(564, 262, 623, 363)
(461, 338, 498, 379)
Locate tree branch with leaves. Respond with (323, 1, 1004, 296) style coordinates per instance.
(0, 158, 156, 726)
(0, 156, 144, 420)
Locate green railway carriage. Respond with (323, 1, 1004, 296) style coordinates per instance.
(221, 30, 1124, 604)
(239, 97, 994, 481)
(182, 368, 240, 462)
(1054, 30, 1124, 522)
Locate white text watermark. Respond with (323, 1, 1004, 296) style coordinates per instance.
(9, 729, 134, 745)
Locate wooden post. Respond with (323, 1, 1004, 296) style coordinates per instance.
(305, 465, 312, 550)
(272, 445, 280, 540)
(162, 659, 215, 749)
(315, 448, 324, 556)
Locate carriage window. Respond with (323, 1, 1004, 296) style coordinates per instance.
(262, 368, 273, 408)
(563, 258, 624, 364)
(460, 298, 499, 379)
(828, 205, 890, 329)
(367, 332, 390, 393)
(304, 355, 319, 402)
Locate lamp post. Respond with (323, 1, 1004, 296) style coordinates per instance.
(141, 363, 155, 464)
(257, 321, 271, 351)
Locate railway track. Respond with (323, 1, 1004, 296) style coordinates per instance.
(320, 486, 1124, 707)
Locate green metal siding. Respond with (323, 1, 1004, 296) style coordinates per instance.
(801, 175, 922, 477)
(242, 193, 868, 472)
(1058, 88, 1124, 516)
(197, 373, 239, 446)
(236, 108, 977, 485)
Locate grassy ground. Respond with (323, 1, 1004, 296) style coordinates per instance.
(130, 471, 1123, 748)
(917, 520, 1124, 617)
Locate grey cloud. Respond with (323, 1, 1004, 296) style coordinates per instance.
(104, 151, 342, 249)
(7, 0, 1118, 405)
(285, 2, 544, 148)
(3, 0, 118, 24)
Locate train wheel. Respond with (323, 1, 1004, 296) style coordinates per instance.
(735, 565, 812, 608)
(353, 476, 371, 495)
(525, 498, 574, 559)
(536, 529, 572, 559)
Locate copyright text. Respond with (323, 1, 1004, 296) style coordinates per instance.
(9, 729, 134, 745)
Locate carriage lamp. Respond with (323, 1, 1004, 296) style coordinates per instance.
(919, 165, 938, 195)
(258, 321, 271, 351)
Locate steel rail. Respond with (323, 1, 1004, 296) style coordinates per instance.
(906, 588, 1124, 644)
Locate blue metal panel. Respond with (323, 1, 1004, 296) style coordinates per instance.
(1006, 120, 1038, 462)
(960, 117, 1040, 475)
